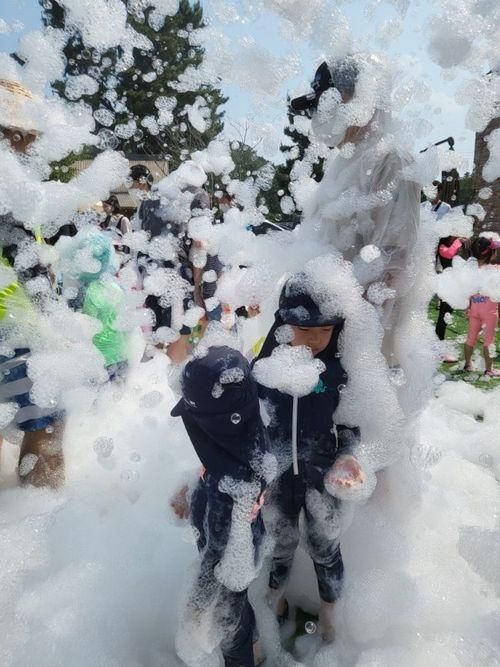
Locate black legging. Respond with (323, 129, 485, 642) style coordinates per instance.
(435, 300, 454, 341)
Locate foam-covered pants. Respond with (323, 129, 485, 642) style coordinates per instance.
(268, 469, 344, 603)
(190, 476, 262, 667)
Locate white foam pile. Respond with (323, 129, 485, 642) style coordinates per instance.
(0, 361, 498, 665)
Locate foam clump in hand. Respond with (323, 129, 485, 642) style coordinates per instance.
(253, 344, 325, 397)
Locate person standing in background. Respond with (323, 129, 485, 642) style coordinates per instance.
(0, 78, 64, 488)
(424, 181, 460, 360)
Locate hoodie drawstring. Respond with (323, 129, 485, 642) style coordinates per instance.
(292, 394, 299, 475)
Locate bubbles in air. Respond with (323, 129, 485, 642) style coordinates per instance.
(389, 367, 407, 387)
(94, 108, 115, 127)
(93, 437, 114, 458)
(97, 128, 119, 150)
(360, 245, 381, 263)
(120, 469, 139, 482)
(212, 382, 224, 399)
(230, 412, 242, 425)
(139, 391, 164, 408)
(305, 621, 317, 634)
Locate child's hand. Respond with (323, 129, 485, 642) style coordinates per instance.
(325, 455, 365, 490)
(170, 484, 190, 520)
(247, 305, 261, 318)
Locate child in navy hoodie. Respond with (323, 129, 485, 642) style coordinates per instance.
(255, 273, 364, 641)
(171, 346, 271, 667)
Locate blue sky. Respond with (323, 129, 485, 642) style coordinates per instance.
(1, 0, 476, 169)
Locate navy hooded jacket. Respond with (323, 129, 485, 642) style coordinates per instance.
(255, 275, 359, 491)
(171, 346, 270, 486)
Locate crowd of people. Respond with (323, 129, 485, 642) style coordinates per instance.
(0, 52, 498, 667)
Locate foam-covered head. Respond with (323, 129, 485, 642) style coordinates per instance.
(128, 164, 153, 189)
(171, 345, 257, 418)
(471, 236, 500, 263)
(63, 230, 118, 284)
(278, 272, 344, 327)
(307, 53, 392, 147)
(290, 59, 358, 114)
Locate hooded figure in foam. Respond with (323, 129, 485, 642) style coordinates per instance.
(294, 53, 421, 336)
(254, 273, 362, 638)
(171, 345, 270, 667)
(58, 230, 128, 371)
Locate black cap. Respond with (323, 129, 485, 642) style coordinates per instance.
(278, 273, 344, 327)
(290, 58, 358, 114)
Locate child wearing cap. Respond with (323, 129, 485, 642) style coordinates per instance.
(464, 237, 500, 377)
(170, 345, 272, 667)
(254, 273, 364, 641)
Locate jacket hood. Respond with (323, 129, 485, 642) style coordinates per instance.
(172, 346, 269, 482)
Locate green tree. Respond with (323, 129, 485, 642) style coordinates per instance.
(268, 105, 325, 225)
(39, 0, 227, 168)
(457, 171, 474, 208)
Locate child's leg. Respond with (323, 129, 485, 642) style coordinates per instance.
(464, 343, 474, 368)
(267, 475, 302, 608)
(304, 489, 344, 640)
(483, 346, 493, 372)
(465, 314, 481, 368)
(267, 510, 300, 604)
(482, 309, 498, 372)
(218, 589, 256, 667)
(180, 479, 259, 667)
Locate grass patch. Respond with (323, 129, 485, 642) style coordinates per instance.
(429, 297, 499, 390)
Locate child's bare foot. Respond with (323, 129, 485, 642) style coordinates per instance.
(325, 454, 365, 490)
(253, 640, 265, 665)
(266, 589, 288, 624)
(317, 601, 335, 642)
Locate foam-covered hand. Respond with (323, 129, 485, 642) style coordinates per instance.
(325, 455, 365, 490)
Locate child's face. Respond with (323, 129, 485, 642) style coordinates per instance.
(290, 325, 334, 357)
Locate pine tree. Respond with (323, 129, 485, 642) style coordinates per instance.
(39, 0, 227, 168)
(268, 105, 325, 225)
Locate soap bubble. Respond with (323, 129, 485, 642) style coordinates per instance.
(230, 413, 242, 424)
(139, 391, 163, 408)
(390, 367, 407, 387)
(305, 621, 317, 634)
(97, 129, 119, 150)
(212, 382, 224, 399)
(93, 437, 114, 458)
(121, 469, 139, 482)
(360, 244, 381, 263)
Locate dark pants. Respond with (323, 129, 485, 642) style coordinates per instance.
(190, 476, 263, 667)
(268, 469, 344, 604)
(435, 300, 454, 341)
(144, 294, 191, 336)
